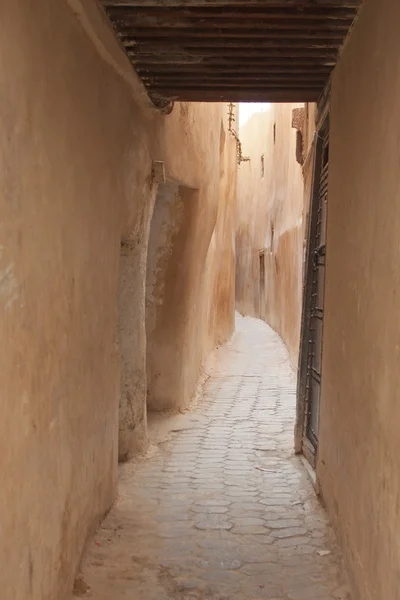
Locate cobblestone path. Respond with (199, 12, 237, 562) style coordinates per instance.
(74, 315, 351, 600)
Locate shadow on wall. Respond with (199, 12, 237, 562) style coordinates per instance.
(145, 182, 200, 413)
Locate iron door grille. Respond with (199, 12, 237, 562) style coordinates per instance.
(306, 133, 329, 449)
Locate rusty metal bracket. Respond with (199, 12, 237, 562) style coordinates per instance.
(227, 103, 250, 165)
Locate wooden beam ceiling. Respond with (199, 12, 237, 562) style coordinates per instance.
(100, 0, 363, 105)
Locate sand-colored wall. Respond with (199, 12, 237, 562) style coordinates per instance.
(317, 1, 400, 598)
(145, 109, 237, 413)
(0, 1, 236, 598)
(204, 120, 237, 352)
(236, 104, 308, 363)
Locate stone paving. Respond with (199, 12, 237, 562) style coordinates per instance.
(74, 314, 352, 600)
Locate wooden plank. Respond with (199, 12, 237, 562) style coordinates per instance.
(137, 66, 332, 75)
(123, 38, 343, 49)
(118, 29, 347, 39)
(144, 79, 328, 88)
(148, 82, 323, 90)
(105, 6, 357, 19)
(142, 73, 329, 81)
(133, 56, 337, 65)
(130, 47, 339, 57)
(102, 0, 361, 8)
(149, 89, 321, 101)
(111, 17, 354, 30)
(149, 82, 325, 90)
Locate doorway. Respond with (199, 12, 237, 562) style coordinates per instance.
(145, 182, 200, 413)
(296, 115, 329, 466)
(117, 238, 148, 462)
(259, 250, 265, 320)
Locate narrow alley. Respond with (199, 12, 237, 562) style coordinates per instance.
(3, 2, 400, 598)
(75, 315, 351, 600)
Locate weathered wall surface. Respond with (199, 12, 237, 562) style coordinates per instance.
(236, 104, 308, 363)
(204, 120, 237, 353)
(318, 1, 400, 598)
(0, 1, 236, 598)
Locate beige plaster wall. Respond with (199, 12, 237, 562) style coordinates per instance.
(236, 104, 308, 364)
(317, 1, 400, 598)
(0, 1, 236, 598)
(204, 119, 237, 353)
(145, 108, 237, 413)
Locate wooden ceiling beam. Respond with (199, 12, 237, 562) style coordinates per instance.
(150, 89, 321, 102)
(117, 29, 348, 39)
(99, 0, 362, 106)
(102, 0, 360, 8)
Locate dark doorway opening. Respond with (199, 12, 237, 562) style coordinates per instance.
(259, 250, 265, 321)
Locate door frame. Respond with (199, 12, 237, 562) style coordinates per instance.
(295, 109, 330, 467)
(259, 249, 265, 320)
